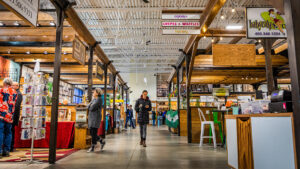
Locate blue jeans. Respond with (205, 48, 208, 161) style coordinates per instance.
(0, 120, 12, 153)
(140, 124, 147, 140)
(125, 117, 135, 128)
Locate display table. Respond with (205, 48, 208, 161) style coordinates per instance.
(15, 121, 75, 149)
(225, 113, 296, 169)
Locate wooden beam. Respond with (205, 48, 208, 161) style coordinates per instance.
(0, 11, 54, 21)
(187, 41, 199, 86)
(183, 0, 227, 54)
(0, 27, 75, 36)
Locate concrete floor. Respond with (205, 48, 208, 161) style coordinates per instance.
(1, 126, 229, 169)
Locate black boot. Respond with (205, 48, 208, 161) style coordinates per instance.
(140, 138, 143, 145)
(143, 138, 147, 147)
(87, 144, 95, 153)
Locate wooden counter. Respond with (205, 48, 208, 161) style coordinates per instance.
(180, 107, 227, 143)
(225, 113, 296, 169)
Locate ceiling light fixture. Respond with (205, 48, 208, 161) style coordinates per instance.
(220, 37, 223, 41)
(0, 22, 4, 26)
(231, 8, 236, 13)
(211, 38, 215, 43)
(226, 25, 243, 30)
(63, 51, 67, 55)
(220, 15, 225, 20)
(26, 51, 30, 54)
(14, 21, 20, 26)
(50, 21, 55, 26)
(258, 39, 262, 43)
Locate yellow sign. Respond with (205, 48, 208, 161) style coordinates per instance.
(110, 99, 124, 103)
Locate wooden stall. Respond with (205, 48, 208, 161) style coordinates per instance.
(225, 113, 297, 169)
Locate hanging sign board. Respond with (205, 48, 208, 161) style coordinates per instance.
(95, 60, 104, 80)
(213, 88, 230, 97)
(162, 14, 201, 20)
(246, 8, 287, 39)
(163, 29, 200, 35)
(72, 36, 86, 65)
(162, 21, 200, 27)
(0, 0, 39, 27)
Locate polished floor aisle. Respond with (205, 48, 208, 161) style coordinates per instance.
(2, 126, 229, 169)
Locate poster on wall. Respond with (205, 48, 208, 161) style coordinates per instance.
(246, 8, 287, 39)
(0, 0, 39, 27)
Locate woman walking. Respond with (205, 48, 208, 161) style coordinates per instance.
(135, 90, 152, 147)
(87, 88, 105, 152)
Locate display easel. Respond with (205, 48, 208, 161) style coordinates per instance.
(21, 66, 47, 164)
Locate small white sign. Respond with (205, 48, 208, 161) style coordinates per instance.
(162, 21, 200, 27)
(246, 8, 287, 38)
(157, 97, 168, 102)
(0, 0, 39, 26)
(162, 14, 201, 20)
(162, 29, 200, 35)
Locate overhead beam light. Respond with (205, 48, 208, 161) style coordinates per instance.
(226, 25, 243, 30)
(50, 21, 55, 26)
(14, 21, 20, 26)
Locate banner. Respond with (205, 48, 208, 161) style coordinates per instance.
(162, 14, 201, 20)
(246, 8, 287, 38)
(163, 29, 200, 35)
(162, 21, 200, 27)
(0, 0, 39, 26)
(166, 110, 179, 128)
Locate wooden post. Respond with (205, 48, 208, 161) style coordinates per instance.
(176, 66, 181, 136)
(261, 39, 276, 95)
(87, 46, 94, 102)
(285, 0, 300, 167)
(185, 52, 192, 143)
(49, 3, 64, 164)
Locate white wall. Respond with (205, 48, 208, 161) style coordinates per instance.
(122, 73, 157, 106)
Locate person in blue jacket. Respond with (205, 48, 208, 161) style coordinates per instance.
(125, 105, 135, 129)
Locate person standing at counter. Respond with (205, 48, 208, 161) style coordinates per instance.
(135, 90, 152, 147)
(87, 88, 105, 153)
(10, 82, 22, 152)
(0, 78, 17, 158)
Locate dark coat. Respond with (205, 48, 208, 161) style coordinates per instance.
(88, 96, 102, 129)
(13, 89, 23, 126)
(135, 96, 152, 124)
